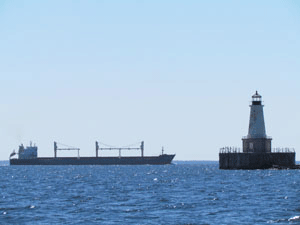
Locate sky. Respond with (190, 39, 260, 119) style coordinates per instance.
(0, 0, 300, 160)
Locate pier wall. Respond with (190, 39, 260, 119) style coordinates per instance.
(219, 152, 295, 169)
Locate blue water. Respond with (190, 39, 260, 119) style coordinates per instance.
(1, 161, 300, 224)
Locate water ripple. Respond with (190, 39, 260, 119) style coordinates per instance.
(0, 163, 300, 224)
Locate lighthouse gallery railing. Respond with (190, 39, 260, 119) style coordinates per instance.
(219, 147, 295, 153)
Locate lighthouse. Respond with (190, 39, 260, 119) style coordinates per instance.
(242, 91, 272, 153)
(219, 91, 296, 169)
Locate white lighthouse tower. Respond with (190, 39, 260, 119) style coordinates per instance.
(242, 91, 272, 153)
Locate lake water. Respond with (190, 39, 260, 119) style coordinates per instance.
(1, 161, 300, 224)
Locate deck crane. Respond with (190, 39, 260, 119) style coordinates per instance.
(95, 141, 144, 158)
(54, 142, 80, 158)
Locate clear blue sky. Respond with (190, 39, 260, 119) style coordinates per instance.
(1, 0, 300, 160)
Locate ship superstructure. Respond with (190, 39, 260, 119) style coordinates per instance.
(18, 143, 38, 159)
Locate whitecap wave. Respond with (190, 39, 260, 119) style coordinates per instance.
(288, 216, 300, 222)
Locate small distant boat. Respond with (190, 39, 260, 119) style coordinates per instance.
(9, 141, 175, 165)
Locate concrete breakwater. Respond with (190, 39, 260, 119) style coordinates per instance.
(219, 152, 295, 169)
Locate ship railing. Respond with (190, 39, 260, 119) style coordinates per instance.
(219, 147, 242, 153)
(272, 148, 295, 153)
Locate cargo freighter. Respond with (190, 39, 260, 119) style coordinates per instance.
(9, 141, 175, 165)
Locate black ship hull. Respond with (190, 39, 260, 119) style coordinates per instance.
(10, 154, 175, 165)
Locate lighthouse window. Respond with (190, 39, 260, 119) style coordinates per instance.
(249, 143, 254, 149)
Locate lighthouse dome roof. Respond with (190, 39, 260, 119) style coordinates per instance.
(252, 91, 261, 98)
